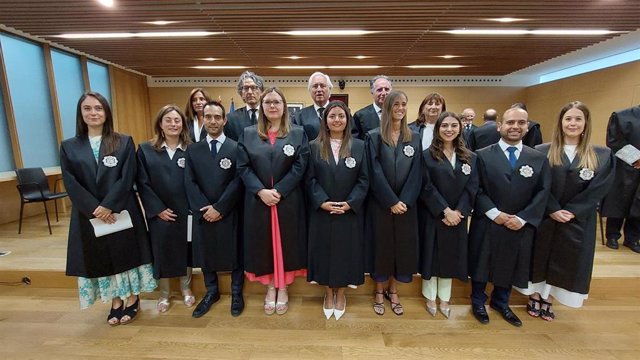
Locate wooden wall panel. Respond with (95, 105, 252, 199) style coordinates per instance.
(525, 60, 640, 147)
(110, 67, 151, 145)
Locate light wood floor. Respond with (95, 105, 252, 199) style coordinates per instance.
(1, 213, 640, 359)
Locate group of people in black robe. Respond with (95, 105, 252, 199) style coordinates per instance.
(61, 70, 627, 328)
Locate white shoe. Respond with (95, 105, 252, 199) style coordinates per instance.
(323, 294, 334, 319)
(334, 295, 346, 321)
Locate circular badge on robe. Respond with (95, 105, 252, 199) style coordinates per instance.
(102, 155, 118, 167)
(461, 163, 471, 175)
(403, 145, 415, 157)
(345, 157, 356, 168)
(283, 144, 295, 157)
(219, 158, 232, 170)
(177, 157, 186, 168)
(519, 165, 534, 178)
(579, 167, 594, 181)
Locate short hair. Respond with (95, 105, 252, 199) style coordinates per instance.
(483, 109, 498, 121)
(511, 102, 528, 112)
(236, 71, 265, 96)
(307, 72, 333, 91)
(369, 75, 392, 93)
(203, 100, 227, 118)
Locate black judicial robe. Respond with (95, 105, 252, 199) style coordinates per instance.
(60, 134, 152, 278)
(365, 129, 422, 276)
(353, 104, 380, 140)
(305, 139, 369, 287)
(462, 124, 477, 147)
(293, 105, 321, 140)
(237, 125, 309, 276)
(419, 150, 479, 281)
(523, 120, 543, 148)
(225, 107, 256, 142)
(531, 144, 615, 294)
(188, 118, 207, 143)
(467, 121, 499, 151)
(468, 144, 551, 288)
(184, 138, 242, 271)
(601, 106, 640, 219)
(136, 142, 191, 279)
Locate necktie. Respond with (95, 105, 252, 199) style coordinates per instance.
(507, 146, 517, 169)
(377, 109, 382, 118)
(318, 107, 325, 119)
(210, 139, 218, 158)
(250, 109, 257, 123)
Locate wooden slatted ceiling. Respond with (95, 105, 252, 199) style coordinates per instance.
(0, 0, 638, 77)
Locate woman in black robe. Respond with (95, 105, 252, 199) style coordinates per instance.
(515, 101, 615, 321)
(237, 87, 309, 315)
(420, 112, 479, 319)
(184, 88, 211, 143)
(306, 101, 369, 320)
(366, 90, 422, 316)
(137, 105, 194, 313)
(60, 92, 156, 326)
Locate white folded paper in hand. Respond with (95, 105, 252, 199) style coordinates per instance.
(615, 144, 640, 166)
(89, 210, 134, 237)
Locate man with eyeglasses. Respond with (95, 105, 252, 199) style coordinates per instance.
(353, 75, 392, 140)
(293, 72, 333, 140)
(224, 71, 265, 141)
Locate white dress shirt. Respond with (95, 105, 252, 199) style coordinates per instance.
(422, 123, 435, 151)
(161, 141, 186, 160)
(485, 139, 526, 225)
(206, 132, 226, 152)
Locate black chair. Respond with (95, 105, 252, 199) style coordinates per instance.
(15, 168, 68, 235)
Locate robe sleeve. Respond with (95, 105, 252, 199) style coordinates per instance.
(398, 143, 422, 207)
(184, 149, 211, 221)
(212, 173, 242, 217)
(60, 142, 100, 217)
(273, 133, 310, 198)
(304, 154, 330, 210)
(345, 153, 369, 214)
(516, 158, 552, 228)
(420, 158, 448, 217)
(237, 137, 267, 196)
(100, 136, 136, 212)
(366, 133, 400, 208)
(474, 155, 497, 214)
(563, 151, 616, 218)
(455, 157, 480, 216)
(606, 112, 627, 153)
(136, 146, 167, 219)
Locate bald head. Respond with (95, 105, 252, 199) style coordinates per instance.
(484, 109, 498, 122)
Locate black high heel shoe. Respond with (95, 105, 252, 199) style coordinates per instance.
(107, 302, 124, 326)
(120, 296, 140, 325)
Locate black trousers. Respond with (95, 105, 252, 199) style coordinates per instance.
(202, 268, 244, 294)
(606, 217, 640, 242)
(471, 280, 511, 309)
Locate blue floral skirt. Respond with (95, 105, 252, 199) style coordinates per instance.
(77, 263, 157, 309)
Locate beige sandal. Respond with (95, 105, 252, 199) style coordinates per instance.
(157, 297, 170, 313)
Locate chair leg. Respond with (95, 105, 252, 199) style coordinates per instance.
(599, 212, 605, 246)
(43, 201, 52, 235)
(18, 201, 24, 234)
(54, 199, 59, 222)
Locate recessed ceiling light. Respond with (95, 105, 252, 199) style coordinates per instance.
(274, 65, 381, 69)
(97, 0, 114, 7)
(443, 29, 619, 36)
(274, 66, 321, 69)
(486, 17, 527, 23)
(279, 30, 376, 36)
(193, 66, 248, 69)
(57, 31, 219, 39)
(405, 65, 465, 69)
(329, 65, 380, 69)
(200, 58, 218, 61)
(438, 55, 460, 59)
(284, 56, 304, 60)
(142, 21, 179, 26)
(351, 55, 371, 59)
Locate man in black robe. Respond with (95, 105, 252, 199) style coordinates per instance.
(352, 75, 392, 139)
(467, 108, 500, 151)
(468, 107, 551, 327)
(185, 101, 244, 317)
(293, 71, 332, 140)
(601, 105, 640, 253)
(224, 71, 265, 141)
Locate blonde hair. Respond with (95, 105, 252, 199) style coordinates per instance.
(380, 90, 412, 146)
(548, 101, 599, 170)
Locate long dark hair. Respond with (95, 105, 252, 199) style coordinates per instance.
(75, 91, 120, 155)
(184, 88, 211, 121)
(151, 104, 192, 151)
(314, 101, 352, 163)
(429, 111, 472, 164)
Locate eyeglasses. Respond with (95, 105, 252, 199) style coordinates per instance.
(242, 85, 259, 92)
(263, 100, 283, 107)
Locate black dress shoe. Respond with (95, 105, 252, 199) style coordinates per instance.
(192, 291, 220, 318)
(230, 293, 245, 317)
(490, 303, 522, 327)
(471, 304, 489, 324)
(623, 240, 640, 253)
(606, 237, 619, 249)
